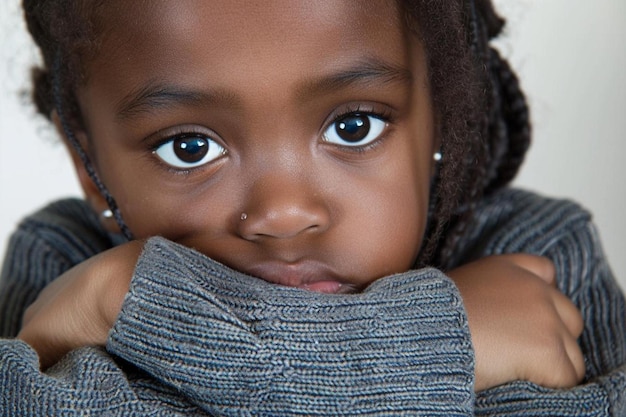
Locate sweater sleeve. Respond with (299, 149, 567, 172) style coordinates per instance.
(472, 194, 626, 416)
(107, 237, 476, 416)
(0, 199, 118, 337)
(0, 339, 206, 416)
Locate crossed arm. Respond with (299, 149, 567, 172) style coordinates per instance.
(1, 194, 625, 415)
(17, 239, 584, 392)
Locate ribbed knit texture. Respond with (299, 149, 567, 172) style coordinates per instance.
(459, 191, 626, 416)
(108, 238, 474, 416)
(1, 188, 625, 416)
(0, 199, 118, 337)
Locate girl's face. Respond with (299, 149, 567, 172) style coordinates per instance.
(74, 0, 437, 293)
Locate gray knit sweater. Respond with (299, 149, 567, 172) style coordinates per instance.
(0, 188, 625, 416)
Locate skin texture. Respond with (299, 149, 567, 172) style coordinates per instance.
(17, 0, 584, 391)
(449, 254, 585, 391)
(74, 0, 436, 293)
(19, 241, 143, 369)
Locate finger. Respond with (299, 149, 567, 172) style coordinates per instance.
(564, 331, 587, 383)
(548, 296, 586, 386)
(551, 288, 585, 338)
(531, 328, 585, 389)
(504, 254, 556, 286)
(544, 326, 586, 387)
(546, 338, 585, 388)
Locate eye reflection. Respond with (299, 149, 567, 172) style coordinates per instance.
(154, 134, 226, 169)
(323, 113, 386, 147)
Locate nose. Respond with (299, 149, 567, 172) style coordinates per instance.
(237, 173, 331, 241)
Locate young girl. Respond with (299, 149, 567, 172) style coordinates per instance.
(1, 0, 624, 415)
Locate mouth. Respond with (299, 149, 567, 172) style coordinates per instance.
(246, 262, 355, 294)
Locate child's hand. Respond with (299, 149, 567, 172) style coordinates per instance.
(449, 254, 585, 392)
(17, 240, 144, 369)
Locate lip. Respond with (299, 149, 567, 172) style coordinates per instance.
(246, 261, 350, 294)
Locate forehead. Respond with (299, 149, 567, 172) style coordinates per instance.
(84, 0, 411, 93)
(96, 0, 404, 45)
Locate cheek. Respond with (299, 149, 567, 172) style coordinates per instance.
(377, 173, 428, 267)
(93, 153, 235, 240)
(339, 159, 431, 282)
(119, 192, 234, 242)
(124, 189, 238, 241)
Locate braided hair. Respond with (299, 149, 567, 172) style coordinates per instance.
(23, 0, 133, 239)
(402, 0, 531, 268)
(22, 0, 530, 268)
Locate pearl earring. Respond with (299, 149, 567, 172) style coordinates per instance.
(101, 209, 113, 219)
(433, 151, 443, 162)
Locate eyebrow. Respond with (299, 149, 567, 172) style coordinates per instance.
(115, 83, 239, 121)
(296, 58, 414, 99)
(115, 58, 413, 120)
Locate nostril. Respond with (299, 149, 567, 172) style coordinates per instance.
(237, 205, 329, 241)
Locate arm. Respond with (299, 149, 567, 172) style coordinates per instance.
(10, 232, 475, 415)
(4, 198, 475, 414)
(449, 254, 585, 391)
(14, 208, 585, 413)
(0, 199, 116, 337)
(471, 196, 626, 416)
(17, 240, 143, 368)
(554, 222, 626, 379)
(106, 240, 588, 414)
(0, 202, 186, 415)
(0, 339, 204, 415)
(18, 237, 585, 414)
(107, 237, 476, 416)
(11, 193, 602, 414)
(124, 196, 625, 415)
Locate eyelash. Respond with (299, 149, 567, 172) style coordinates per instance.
(146, 103, 395, 174)
(323, 104, 394, 153)
(149, 127, 226, 176)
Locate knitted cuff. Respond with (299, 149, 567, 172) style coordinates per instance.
(108, 237, 475, 416)
(475, 378, 614, 416)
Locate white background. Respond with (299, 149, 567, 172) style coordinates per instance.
(1, 0, 625, 290)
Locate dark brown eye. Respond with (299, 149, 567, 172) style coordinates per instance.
(155, 134, 225, 169)
(336, 114, 371, 142)
(324, 113, 386, 147)
(174, 136, 208, 163)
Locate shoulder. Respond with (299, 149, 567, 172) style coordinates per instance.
(455, 188, 593, 262)
(10, 198, 120, 263)
(19, 198, 97, 229)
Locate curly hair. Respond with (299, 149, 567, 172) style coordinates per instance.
(22, 0, 531, 268)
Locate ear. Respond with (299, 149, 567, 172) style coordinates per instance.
(52, 111, 120, 232)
